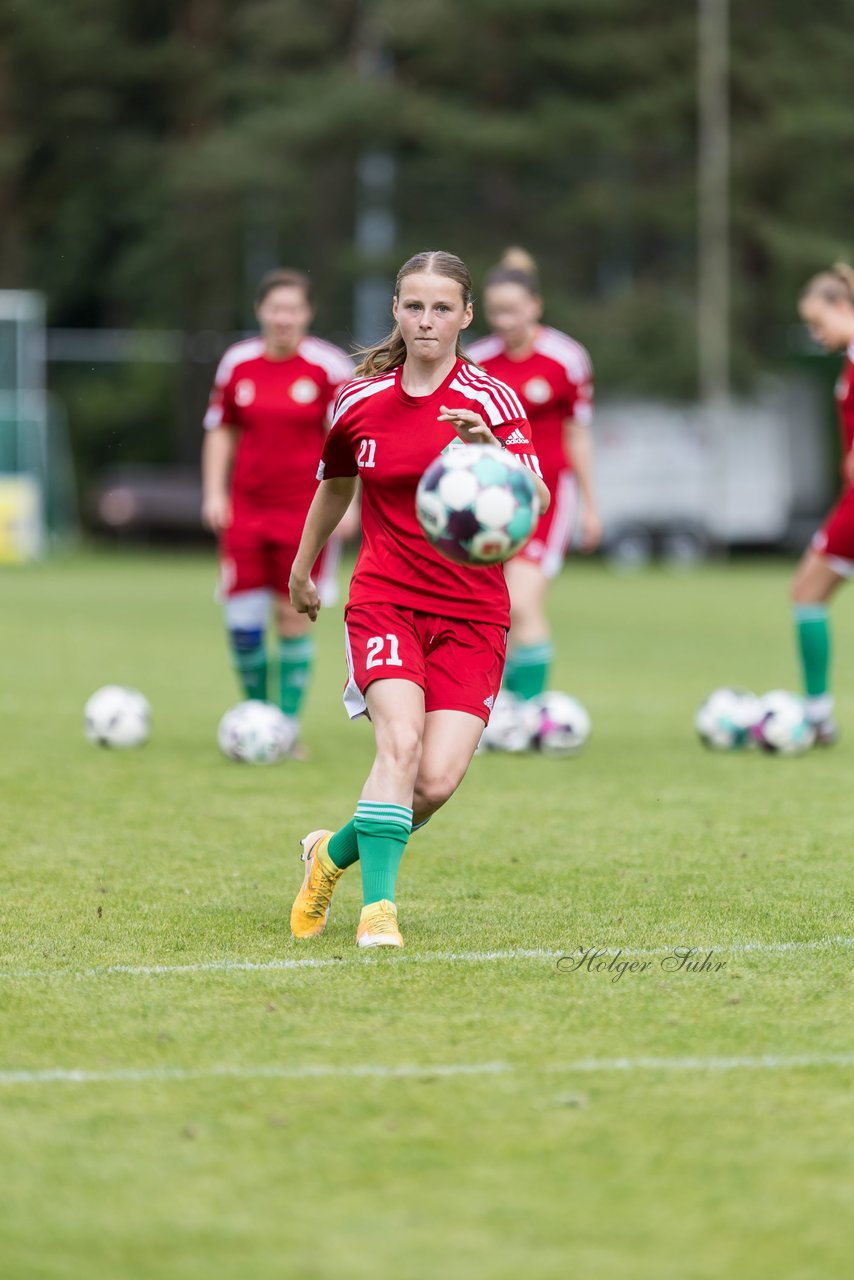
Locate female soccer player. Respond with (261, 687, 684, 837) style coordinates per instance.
(201, 269, 353, 741)
(467, 249, 600, 702)
(288, 250, 549, 947)
(791, 263, 854, 743)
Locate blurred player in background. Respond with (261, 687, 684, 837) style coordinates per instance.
(288, 250, 549, 948)
(791, 262, 854, 743)
(467, 248, 600, 703)
(201, 269, 353, 746)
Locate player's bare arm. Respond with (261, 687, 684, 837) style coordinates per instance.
(565, 417, 602, 551)
(290, 476, 358, 621)
(201, 426, 238, 532)
(438, 405, 550, 514)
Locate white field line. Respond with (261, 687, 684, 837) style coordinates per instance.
(1, 1053, 852, 1089)
(2, 936, 854, 982)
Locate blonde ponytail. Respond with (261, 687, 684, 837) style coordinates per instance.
(500, 246, 539, 277)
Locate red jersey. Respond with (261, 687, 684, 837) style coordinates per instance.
(204, 336, 354, 522)
(467, 326, 593, 482)
(319, 358, 543, 627)
(836, 343, 854, 466)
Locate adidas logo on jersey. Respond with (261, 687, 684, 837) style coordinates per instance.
(503, 427, 530, 446)
(483, 694, 495, 710)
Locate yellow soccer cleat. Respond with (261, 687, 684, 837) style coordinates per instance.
(290, 829, 342, 939)
(356, 899, 404, 949)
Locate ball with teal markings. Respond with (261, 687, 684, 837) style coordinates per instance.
(416, 443, 539, 566)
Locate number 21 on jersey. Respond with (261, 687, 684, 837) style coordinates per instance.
(357, 438, 377, 468)
(366, 633, 403, 669)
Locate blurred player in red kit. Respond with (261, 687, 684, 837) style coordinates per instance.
(791, 262, 854, 744)
(201, 269, 353, 745)
(468, 248, 600, 702)
(288, 250, 549, 947)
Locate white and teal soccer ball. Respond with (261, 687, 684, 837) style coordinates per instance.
(529, 692, 591, 757)
(478, 691, 538, 753)
(695, 687, 762, 751)
(84, 685, 151, 749)
(217, 701, 297, 764)
(416, 444, 539, 566)
(752, 690, 816, 755)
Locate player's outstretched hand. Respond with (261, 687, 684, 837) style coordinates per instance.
(438, 406, 498, 448)
(290, 573, 321, 622)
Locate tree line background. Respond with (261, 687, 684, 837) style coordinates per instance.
(1, 0, 852, 484)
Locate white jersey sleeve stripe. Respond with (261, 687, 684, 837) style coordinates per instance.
(299, 336, 355, 384)
(465, 335, 505, 365)
(456, 363, 516, 420)
(447, 375, 505, 427)
(211, 338, 266, 388)
(331, 375, 396, 426)
(458, 363, 527, 422)
(534, 328, 593, 384)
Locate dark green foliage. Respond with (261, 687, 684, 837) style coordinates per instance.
(1, 1, 853, 478)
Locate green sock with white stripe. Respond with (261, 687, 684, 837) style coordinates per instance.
(278, 635, 314, 718)
(503, 641, 553, 701)
(328, 813, 430, 870)
(354, 801, 413, 905)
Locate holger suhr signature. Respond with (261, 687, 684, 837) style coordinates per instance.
(556, 946, 727, 983)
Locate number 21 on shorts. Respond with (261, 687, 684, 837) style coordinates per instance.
(357, 438, 377, 468)
(366, 634, 403, 668)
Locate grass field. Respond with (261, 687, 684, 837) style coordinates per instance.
(1, 549, 852, 1280)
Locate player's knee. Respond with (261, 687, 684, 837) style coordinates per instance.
(413, 769, 459, 814)
(377, 724, 423, 777)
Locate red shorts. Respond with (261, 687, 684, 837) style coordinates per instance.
(220, 505, 340, 603)
(343, 603, 507, 724)
(811, 487, 854, 577)
(516, 471, 578, 578)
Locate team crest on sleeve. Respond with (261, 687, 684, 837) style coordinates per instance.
(523, 377, 552, 405)
(290, 377, 320, 404)
(235, 378, 255, 407)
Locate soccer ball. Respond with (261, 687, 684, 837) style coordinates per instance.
(529, 692, 591, 757)
(416, 443, 538, 566)
(84, 685, 151, 749)
(752, 690, 816, 755)
(217, 701, 297, 764)
(695, 687, 761, 751)
(478, 691, 538, 753)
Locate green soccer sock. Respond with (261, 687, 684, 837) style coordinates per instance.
(278, 635, 314, 718)
(793, 604, 832, 713)
(503, 641, 554, 701)
(329, 813, 430, 870)
(328, 819, 360, 870)
(354, 801, 413, 906)
(228, 629, 268, 702)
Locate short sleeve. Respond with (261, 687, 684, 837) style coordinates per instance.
(203, 363, 237, 431)
(567, 350, 594, 426)
(317, 420, 357, 481)
(493, 419, 544, 481)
